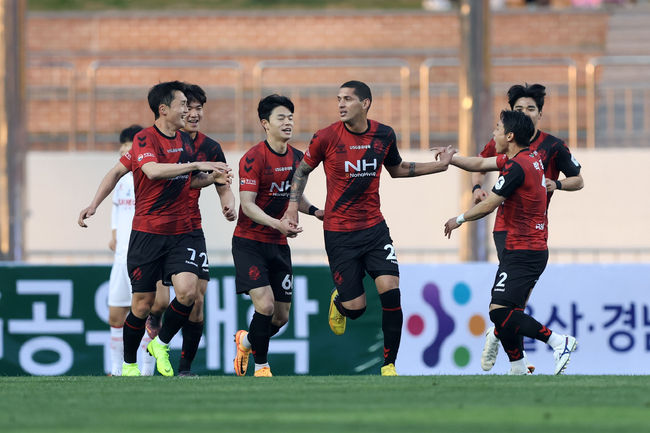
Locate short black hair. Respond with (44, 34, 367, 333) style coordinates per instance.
(507, 83, 546, 112)
(119, 125, 143, 144)
(147, 80, 186, 119)
(257, 94, 294, 121)
(500, 110, 535, 147)
(184, 83, 207, 106)
(340, 80, 372, 108)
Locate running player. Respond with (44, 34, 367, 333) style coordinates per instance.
(283, 81, 456, 376)
(233, 94, 323, 377)
(467, 83, 583, 373)
(444, 110, 578, 375)
(78, 81, 232, 376)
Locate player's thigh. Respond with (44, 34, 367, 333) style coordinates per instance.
(127, 231, 167, 293)
(490, 249, 548, 308)
(232, 236, 272, 296)
(268, 244, 293, 304)
(324, 231, 366, 303)
(363, 221, 400, 290)
(163, 232, 205, 290)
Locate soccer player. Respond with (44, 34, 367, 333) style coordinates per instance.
(145, 83, 237, 377)
(78, 81, 232, 376)
(106, 124, 154, 376)
(283, 81, 456, 376)
(444, 110, 578, 375)
(233, 94, 323, 378)
(468, 84, 583, 373)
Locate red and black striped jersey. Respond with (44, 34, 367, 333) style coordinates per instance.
(185, 131, 227, 230)
(303, 120, 402, 232)
(480, 130, 581, 232)
(493, 149, 548, 251)
(234, 141, 303, 245)
(119, 125, 194, 235)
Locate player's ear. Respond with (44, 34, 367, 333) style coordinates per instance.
(505, 131, 515, 143)
(260, 118, 269, 132)
(361, 98, 371, 111)
(158, 104, 168, 117)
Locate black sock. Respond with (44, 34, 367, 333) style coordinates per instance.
(248, 312, 273, 364)
(380, 289, 403, 366)
(269, 323, 282, 338)
(148, 312, 162, 328)
(509, 308, 552, 343)
(123, 312, 146, 364)
(489, 308, 524, 361)
(158, 298, 194, 344)
(179, 320, 203, 372)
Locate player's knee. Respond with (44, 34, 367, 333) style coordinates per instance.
(272, 315, 289, 328)
(255, 302, 275, 317)
(489, 307, 512, 329)
(339, 305, 366, 320)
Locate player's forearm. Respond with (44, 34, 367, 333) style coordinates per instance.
(241, 202, 281, 230)
(298, 196, 320, 215)
(289, 161, 313, 204)
(190, 172, 215, 189)
(142, 162, 198, 180)
(390, 160, 450, 178)
(216, 185, 235, 208)
(557, 174, 584, 191)
(462, 194, 503, 222)
(90, 167, 124, 208)
(471, 171, 487, 187)
(452, 155, 496, 172)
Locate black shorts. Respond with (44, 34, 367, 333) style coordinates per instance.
(231, 236, 293, 303)
(127, 230, 207, 292)
(490, 249, 548, 308)
(193, 229, 210, 282)
(493, 231, 506, 262)
(324, 220, 400, 303)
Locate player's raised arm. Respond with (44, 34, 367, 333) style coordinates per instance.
(284, 160, 315, 227)
(443, 192, 505, 239)
(384, 145, 457, 178)
(78, 162, 129, 228)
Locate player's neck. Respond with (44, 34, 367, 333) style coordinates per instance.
(154, 118, 179, 138)
(181, 129, 198, 140)
(266, 137, 288, 154)
(506, 143, 526, 159)
(344, 116, 369, 134)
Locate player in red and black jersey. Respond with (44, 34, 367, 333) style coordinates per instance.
(232, 95, 323, 377)
(284, 81, 456, 376)
(444, 110, 578, 375)
(144, 83, 238, 377)
(467, 84, 584, 373)
(78, 81, 232, 377)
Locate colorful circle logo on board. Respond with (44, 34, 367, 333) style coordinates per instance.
(405, 281, 486, 368)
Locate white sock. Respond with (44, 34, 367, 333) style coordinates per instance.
(110, 327, 123, 376)
(255, 362, 269, 372)
(139, 335, 155, 376)
(509, 358, 528, 374)
(242, 333, 251, 349)
(154, 336, 168, 347)
(547, 332, 565, 349)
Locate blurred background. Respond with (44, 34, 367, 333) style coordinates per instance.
(2, 0, 647, 266)
(1, 0, 649, 376)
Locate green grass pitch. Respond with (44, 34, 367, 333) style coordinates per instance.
(1, 375, 649, 433)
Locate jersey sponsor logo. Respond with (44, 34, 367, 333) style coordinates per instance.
(166, 147, 183, 153)
(535, 223, 546, 231)
(349, 145, 371, 150)
(240, 178, 257, 186)
(137, 152, 155, 162)
(275, 166, 293, 172)
(270, 180, 291, 193)
(494, 175, 505, 190)
(344, 158, 378, 178)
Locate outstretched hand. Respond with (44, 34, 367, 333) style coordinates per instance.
(443, 217, 460, 239)
(277, 217, 303, 238)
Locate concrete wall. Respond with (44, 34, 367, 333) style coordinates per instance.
(25, 147, 649, 264)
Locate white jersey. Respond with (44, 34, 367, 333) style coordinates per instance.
(111, 172, 135, 263)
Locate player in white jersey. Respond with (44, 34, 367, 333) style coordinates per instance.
(107, 125, 155, 376)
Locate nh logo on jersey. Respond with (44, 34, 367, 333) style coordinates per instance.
(344, 158, 377, 173)
(270, 180, 291, 192)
